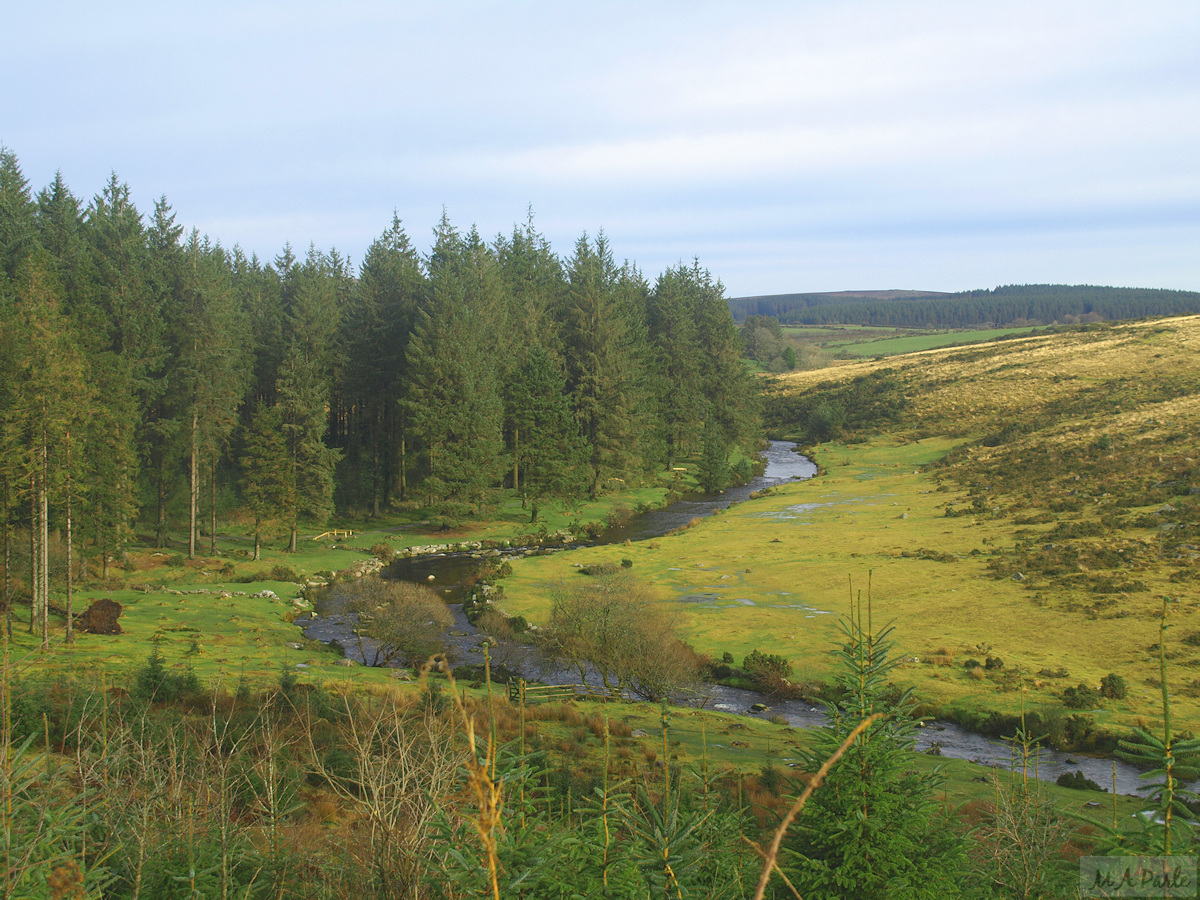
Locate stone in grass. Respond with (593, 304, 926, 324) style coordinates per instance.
(75, 598, 123, 635)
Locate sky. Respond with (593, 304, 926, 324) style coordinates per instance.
(2, 1, 1198, 297)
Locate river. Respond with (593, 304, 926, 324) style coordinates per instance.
(304, 441, 1166, 799)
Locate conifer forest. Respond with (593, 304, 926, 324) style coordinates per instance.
(1, 147, 1197, 899)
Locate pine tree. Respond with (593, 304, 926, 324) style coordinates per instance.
(239, 404, 294, 560)
(79, 174, 160, 573)
(697, 412, 729, 494)
(403, 214, 506, 519)
(505, 343, 585, 522)
(335, 214, 424, 513)
(785, 592, 964, 898)
(276, 345, 340, 552)
(3, 253, 92, 646)
(172, 231, 251, 557)
(648, 265, 703, 465)
(0, 147, 37, 283)
(143, 197, 185, 547)
(560, 233, 650, 496)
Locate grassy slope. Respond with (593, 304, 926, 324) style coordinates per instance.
(826, 325, 1040, 357)
(18, 321, 1190, 822)
(501, 315, 1200, 737)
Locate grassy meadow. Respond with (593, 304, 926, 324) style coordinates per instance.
(16, 316, 1193, 895)
(500, 315, 1200, 739)
(824, 325, 1040, 357)
(6, 475, 689, 691)
(14, 315, 1198, 803)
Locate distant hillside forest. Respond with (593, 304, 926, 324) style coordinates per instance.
(0, 147, 758, 571)
(730, 284, 1200, 328)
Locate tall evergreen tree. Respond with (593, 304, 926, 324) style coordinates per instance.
(403, 214, 506, 518)
(647, 264, 704, 465)
(79, 174, 160, 571)
(143, 197, 185, 547)
(2, 253, 92, 646)
(0, 147, 38, 283)
(505, 343, 585, 522)
(34, 173, 92, 318)
(784, 599, 964, 898)
(690, 260, 759, 452)
(239, 404, 294, 561)
(171, 232, 251, 557)
(276, 345, 340, 551)
(335, 215, 424, 513)
(560, 233, 650, 497)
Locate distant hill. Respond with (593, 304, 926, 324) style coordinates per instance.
(728, 290, 949, 322)
(729, 284, 1200, 328)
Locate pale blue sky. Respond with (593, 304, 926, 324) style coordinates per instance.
(3, 1, 1197, 296)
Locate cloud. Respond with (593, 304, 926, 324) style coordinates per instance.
(2, 0, 1197, 295)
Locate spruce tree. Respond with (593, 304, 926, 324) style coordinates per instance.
(0, 147, 38, 283)
(403, 214, 506, 518)
(172, 231, 251, 557)
(647, 264, 703, 465)
(4, 253, 92, 646)
(239, 404, 294, 560)
(276, 345, 340, 551)
(504, 343, 585, 522)
(561, 233, 650, 496)
(785, 597, 964, 898)
(335, 214, 424, 513)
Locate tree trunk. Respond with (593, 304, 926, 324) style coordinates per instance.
(371, 411, 380, 518)
(288, 525, 297, 554)
(65, 430, 73, 645)
(28, 472, 36, 635)
(40, 428, 49, 650)
(189, 409, 198, 559)
(3, 479, 11, 638)
(210, 454, 217, 556)
(253, 522, 260, 562)
(399, 435, 407, 502)
(513, 426, 520, 494)
(154, 450, 168, 548)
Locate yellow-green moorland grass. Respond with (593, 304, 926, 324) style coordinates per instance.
(503, 316, 1200, 735)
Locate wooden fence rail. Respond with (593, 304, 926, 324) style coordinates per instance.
(506, 678, 623, 705)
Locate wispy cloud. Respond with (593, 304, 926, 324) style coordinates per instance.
(2, 0, 1196, 294)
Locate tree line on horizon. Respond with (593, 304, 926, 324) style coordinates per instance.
(729, 283, 1200, 329)
(0, 147, 759, 632)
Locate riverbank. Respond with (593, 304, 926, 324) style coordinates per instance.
(498, 435, 1197, 750)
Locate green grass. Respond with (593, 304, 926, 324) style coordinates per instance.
(825, 326, 1040, 357)
(9, 473, 682, 694)
(498, 435, 1197, 736)
(779, 324, 881, 338)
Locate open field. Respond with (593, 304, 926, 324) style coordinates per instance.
(6, 467, 1129, 822)
(11, 316, 1197, 848)
(824, 325, 1040, 357)
(501, 315, 1200, 739)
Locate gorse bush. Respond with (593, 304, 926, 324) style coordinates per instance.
(1100, 672, 1128, 700)
(270, 564, 300, 582)
(1062, 682, 1101, 709)
(742, 648, 793, 682)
